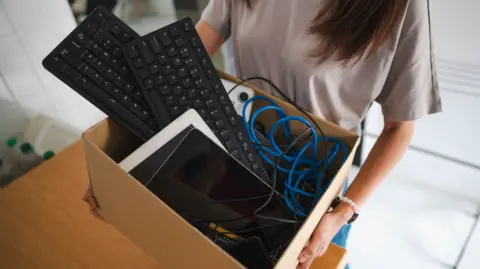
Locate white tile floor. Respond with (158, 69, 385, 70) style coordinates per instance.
(346, 138, 480, 269)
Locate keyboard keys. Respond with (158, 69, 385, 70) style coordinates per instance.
(205, 99, 214, 109)
(242, 142, 249, 152)
(83, 53, 97, 65)
(139, 41, 155, 64)
(218, 95, 228, 105)
(157, 54, 168, 64)
(112, 47, 122, 57)
(100, 51, 112, 64)
(131, 102, 142, 115)
(159, 85, 170, 95)
(118, 65, 129, 76)
(120, 95, 133, 106)
(209, 109, 220, 118)
(182, 78, 193, 88)
(205, 69, 214, 79)
(193, 99, 203, 108)
(215, 120, 225, 130)
(60, 47, 84, 68)
(161, 35, 172, 46)
(169, 27, 180, 37)
(173, 85, 183, 95)
(174, 38, 184, 47)
(180, 48, 189, 58)
(179, 95, 189, 105)
(102, 39, 114, 50)
(167, 47, 177, 57)
(138, 68, 149, 79)
(105, 68, 116, 80)
(114, 76, 125, 87)
(172, 57, 182, 67)
(200, 89, 210, 98)
(165, 95, 175, 105)
(229, 116, 237, 126)
(187, 88, 196, 98)
(194, 78, 205, 88)
(123, 83, 134, 94)
(149, 63, 160, 74)
(48, 56, 68, 72)
(88, 42, 103, 55)
(143, 78, 154, 90)
(190, 67, 200, 78)
(196, 48, 205, 57)
(148, 36, 163, 54)
(213, 84, 223, 94)
(133, 58, 144, 69)
(236, 132, 245, 142)
(93, 61, 107, 72)
(155, 74, 165, 84)
(84, 23, 97, 36)
(75, 32, 93, 47)
(244, 150, 254, 161)
(190, 37, 198, 47)
(185, 57, 195, 67)
(220, 130, 231, 140)
(224, 106, 233, 115)
(95, 11, 108, 24)
(182, 21, 191, 32)
(170, 106, 181, 116)
(139, 109, 150, 120)
(168, 74, 179, 85)
(110, 25, 122, 36)
(200, 58, 210, 68)
(164, 64, 173, 74)
(178, 67, 188, 78)
(127, 44, 140, 58)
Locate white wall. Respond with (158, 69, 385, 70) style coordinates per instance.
(364, 0, 480, 201)
(0, 0, 106, 155)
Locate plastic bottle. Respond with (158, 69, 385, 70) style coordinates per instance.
(43, 150, 55, 161)
(0, 157, 14, 188)
(17, 142, 42, 175)
(5, 137, 23, 178)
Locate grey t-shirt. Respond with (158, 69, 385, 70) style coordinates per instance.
(201, 0, 442, 130)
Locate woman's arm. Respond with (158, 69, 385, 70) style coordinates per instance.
(334, 119, 414, 220)
(196, 20, 226, 57)
(298, 118, 413, 269)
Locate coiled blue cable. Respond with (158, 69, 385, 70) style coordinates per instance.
(242, 96, 349, 217)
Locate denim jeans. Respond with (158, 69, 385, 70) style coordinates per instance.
(330, 181, 351, 269)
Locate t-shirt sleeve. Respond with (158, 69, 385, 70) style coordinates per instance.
(376, 0, 442, 121)
(200, 0, 232, 38)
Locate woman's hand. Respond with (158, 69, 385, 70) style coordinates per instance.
(297, 206, 351, 269)
(82, 183, 106, 221)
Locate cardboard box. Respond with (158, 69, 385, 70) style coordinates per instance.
(82, 71, 360, 269)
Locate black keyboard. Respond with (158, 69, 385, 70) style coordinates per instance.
(121, 18, 270, 182)
(42, 7, 158, 141)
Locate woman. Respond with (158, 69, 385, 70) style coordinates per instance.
(85, 0, 441, 268)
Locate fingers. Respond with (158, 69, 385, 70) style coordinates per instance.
(83, 184, 106, 221)
(297, 253, 315, 269)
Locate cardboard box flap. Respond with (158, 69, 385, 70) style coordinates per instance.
(276, 139, 358, 268)
(83, 138, 244, 269)
(83, 118, 141, 162)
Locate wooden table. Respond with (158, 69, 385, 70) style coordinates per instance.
(0, 141, 345, 269)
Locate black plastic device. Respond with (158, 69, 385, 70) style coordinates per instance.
(42, 6, 158, 141)
(121, 17, 270, 183)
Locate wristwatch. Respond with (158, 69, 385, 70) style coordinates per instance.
(331, 196, 359, 224)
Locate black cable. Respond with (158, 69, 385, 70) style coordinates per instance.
(227, 76, 329, 173)
(178, 194, 270, 216)
(205, 221, 286, 236)
(253, 126, 315, 224)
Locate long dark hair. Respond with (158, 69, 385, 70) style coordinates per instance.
(244, 0, 408, 63)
